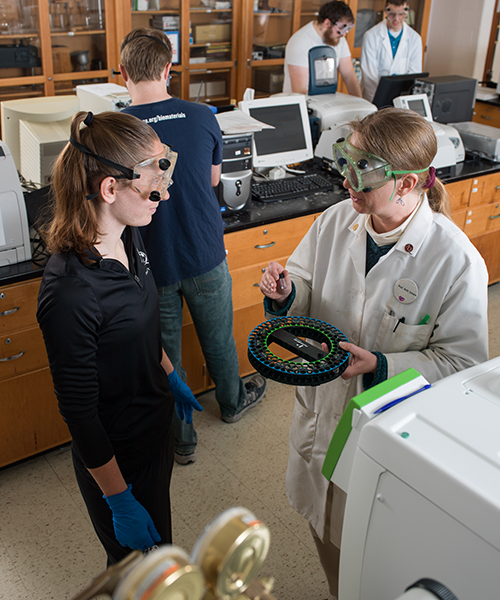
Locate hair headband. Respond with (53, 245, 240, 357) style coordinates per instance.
(122, 34, 171, 53)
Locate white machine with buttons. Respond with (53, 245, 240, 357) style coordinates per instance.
(0, 140, 31, 266)
(328, 357, 500, 600)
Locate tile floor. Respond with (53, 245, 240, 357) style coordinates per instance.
(2, 282, 500, 600)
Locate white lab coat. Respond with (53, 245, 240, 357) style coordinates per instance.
(360, 20, 423, 102)
(282, 198, 488, 541)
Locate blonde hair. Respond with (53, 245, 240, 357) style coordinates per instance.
(350, 107, 451, 218)
(120, 28, 172, 84)
(43, 111, 159, 257)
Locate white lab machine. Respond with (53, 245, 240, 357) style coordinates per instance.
(393, 93, 465, 168)
(307, 92, 377, 132)
(311, 92, 378, 163)
(76, 83, 132, 113)
(326, 358, 500, 600)
(0, 140, 32, 266)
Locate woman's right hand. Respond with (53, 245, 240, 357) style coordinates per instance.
(259, 261, 292, 304)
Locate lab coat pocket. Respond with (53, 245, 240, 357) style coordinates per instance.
(374, 311, 432, 353)
(290, 389, 318, 463)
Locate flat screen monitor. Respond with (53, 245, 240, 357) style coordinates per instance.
(0, 95, 79, 172)
(238, 95, 314, 169)
(372, 72, 430, 109)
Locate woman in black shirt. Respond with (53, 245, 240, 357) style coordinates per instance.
(37, 110, 202, 565)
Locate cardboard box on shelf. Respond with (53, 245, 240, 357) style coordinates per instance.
(267, 0, 293, 11)
(52, 46, 72, 74)
(150, 15, 179, 29)
(253, 15, 291, 46)
(206, 80, 226, 96)
(190, 81, 206, 98)
(254, 67, 284, 93)
(194, 23, 231, 44)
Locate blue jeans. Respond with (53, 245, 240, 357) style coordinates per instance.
(158, 259, 246, 454)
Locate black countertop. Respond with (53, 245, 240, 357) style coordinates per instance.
(3, 154, 500, 287)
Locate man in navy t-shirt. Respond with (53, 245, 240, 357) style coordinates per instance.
(120, 29, 266, 464)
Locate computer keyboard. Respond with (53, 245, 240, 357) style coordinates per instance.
(252, 173, 334, 202)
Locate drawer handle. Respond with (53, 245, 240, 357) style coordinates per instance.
(481, 115, 493, 120)
(0, 350, 25, 362)
(255, 241, 276, 249)
(253, 282, 261, 287)
(496, 186, 500, 190)
(0, 306, 20, 317)
(489, 214, 500, 219)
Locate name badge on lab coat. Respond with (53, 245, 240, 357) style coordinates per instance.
(394, 278, 418, 304)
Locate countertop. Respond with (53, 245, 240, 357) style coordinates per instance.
(2, 153, 500, 287)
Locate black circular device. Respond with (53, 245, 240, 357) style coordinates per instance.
(247, 316, 350, 386)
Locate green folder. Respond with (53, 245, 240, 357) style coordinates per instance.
(322, 368, 423, 481)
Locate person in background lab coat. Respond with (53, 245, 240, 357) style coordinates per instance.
(361, 0, 423, 102)
(259, 108, 489, 600)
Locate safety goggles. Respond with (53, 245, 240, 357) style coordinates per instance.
(333, 21, 354, 35)
(130, 144, 177, 200)
(385, 7, 409, 20)
(70, 138, 177, 200)
(332, 133, 426, 193)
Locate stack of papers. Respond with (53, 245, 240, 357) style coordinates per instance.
(215, 109, 274, 134)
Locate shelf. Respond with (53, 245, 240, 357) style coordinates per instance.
(0, 33, 40, 40)
(131, 9, 178, 14)
(250, 58, 284, 67)
(189, 63, 233, 71)
(253, 10, 292, 16)
(50, 29, 107, 36)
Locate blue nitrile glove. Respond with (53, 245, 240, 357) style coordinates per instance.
(104, 484, 161, 551)
(167, 369, 203, 425)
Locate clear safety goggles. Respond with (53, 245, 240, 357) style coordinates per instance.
(333, 21, 354, 35)
(385, 7, 409, 20)
(130, 144, 178, 200)
(332, 133, 425, 193)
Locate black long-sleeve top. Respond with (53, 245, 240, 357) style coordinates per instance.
(37, 227, 174, 476)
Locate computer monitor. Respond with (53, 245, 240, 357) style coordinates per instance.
(372, 72, 430, 109)
(238, 95, 314, 169)
(1, 95, 79, 173)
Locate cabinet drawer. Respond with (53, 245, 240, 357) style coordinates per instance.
(446, 179, 471, 211)
(0, 368, 69, 468)
(472, 102, 500, 128)
(231, 256, 288, 311)
(464, 203, 500, 237)
(0, 279, 41, 334)
(0, 326, 49, 381)
(451, 209, 467, 230)
(469, 173, 500, 207)
(224, 215, 315, 271)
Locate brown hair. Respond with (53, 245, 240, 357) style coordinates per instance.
(120, 28, 172, 84)
(349, 107, 451, 218)
(385, 0, 409, 8)
(318, 1, 354, 25)
(43, 111, 159, 257)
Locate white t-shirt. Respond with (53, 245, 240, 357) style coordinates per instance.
(283, 21, 351, 94)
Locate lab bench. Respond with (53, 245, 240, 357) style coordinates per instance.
(1, 155, 500, 467)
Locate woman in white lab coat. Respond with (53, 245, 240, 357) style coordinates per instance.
(361, 18, 423, 102)
(259, 108, 488, 600)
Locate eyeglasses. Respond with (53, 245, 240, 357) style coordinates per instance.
(333, 21, 354, 35)
(385, 7, 409, 20)
(332, 133, 426, 193)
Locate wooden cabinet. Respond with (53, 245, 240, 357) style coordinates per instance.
(181, 213, 315, 393)
(472, 101, 500, 129)
(0, 278, 69, 468)
(445, 172, 500, 285)
(0, 0, 118, 103)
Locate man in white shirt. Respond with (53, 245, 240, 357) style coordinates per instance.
(360, 0, 423, 102)
(283, 0, 362, 97)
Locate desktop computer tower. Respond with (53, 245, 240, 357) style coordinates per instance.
(216, 133, 253, 214)
(413, 75, 477, 124)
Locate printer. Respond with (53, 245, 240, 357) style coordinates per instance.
(310, 92, 377, 162)
(76, 83, 131, 113)
(325, 357, 500, 600)
(0, 140, 31, 266)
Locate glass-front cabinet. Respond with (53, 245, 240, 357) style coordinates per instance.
(0, 0, 115, 102)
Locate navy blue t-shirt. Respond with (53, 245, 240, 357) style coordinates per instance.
(123, 98, 225, 287)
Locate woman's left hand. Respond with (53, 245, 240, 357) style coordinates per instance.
(167, 369, 203, 424)
(339, 341, 377, 380)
